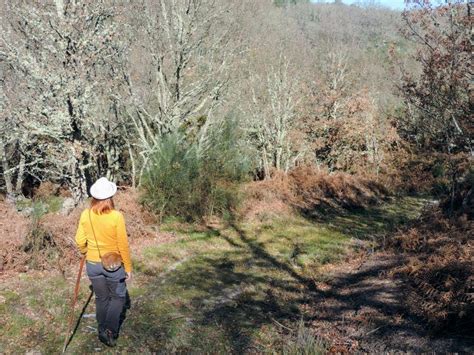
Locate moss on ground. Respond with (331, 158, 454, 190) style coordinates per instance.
(0, 196, 426, 353)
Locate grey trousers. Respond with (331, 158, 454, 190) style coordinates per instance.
(86, 261, 128, 336)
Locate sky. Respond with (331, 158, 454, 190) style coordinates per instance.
(312, 1, 406, 10)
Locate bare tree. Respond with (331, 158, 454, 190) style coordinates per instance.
(0, 0, 415, 197)
(246, 52, 304, 178)
(122, 0, 238, 182)
(1, 1, 129, 200)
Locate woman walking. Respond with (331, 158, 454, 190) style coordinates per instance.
(75, 177, 132, 347)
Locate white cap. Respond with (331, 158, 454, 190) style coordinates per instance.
(90, 177, 117, 200)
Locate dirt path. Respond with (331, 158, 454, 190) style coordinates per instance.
(310, 253, 473, 353)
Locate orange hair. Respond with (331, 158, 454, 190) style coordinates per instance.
(90, 198, 115, 214)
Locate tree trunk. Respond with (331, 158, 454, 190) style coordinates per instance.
(70, 158, 89, 203)
(262, 147, 270, 180)
(105, 143, 119, 182)
(0, 141, 14, 195)
(127, 141, 136, 188)
(54, 0, 64, 19)
(275, 146, 282, 171)
(15, 152, 26, 194)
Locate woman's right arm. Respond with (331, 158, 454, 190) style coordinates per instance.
(75, 211, 88, 254)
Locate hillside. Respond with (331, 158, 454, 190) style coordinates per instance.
(0, 0, 472, 353)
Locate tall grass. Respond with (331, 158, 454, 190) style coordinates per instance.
(141, 118, 251, 221)
(282, 319, 328, 355)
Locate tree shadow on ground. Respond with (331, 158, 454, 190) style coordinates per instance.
(301, 196, 427, 241)
(115, 217, 472, 353)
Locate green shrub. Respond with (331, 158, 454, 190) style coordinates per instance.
(43, 195, 63, 213)
(282, 319, 328, 355)
(141, 118, 251, 221)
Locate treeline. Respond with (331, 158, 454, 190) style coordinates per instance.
(0, 0, 471, 211)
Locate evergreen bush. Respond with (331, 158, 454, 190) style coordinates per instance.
(141, 119, 251, 221)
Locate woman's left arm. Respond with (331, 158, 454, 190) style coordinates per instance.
(116, 212, 132, 274)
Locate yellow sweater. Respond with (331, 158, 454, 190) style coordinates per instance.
(75, 209, 132, 273)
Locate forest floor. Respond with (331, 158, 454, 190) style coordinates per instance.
(1, 196, 472, 353)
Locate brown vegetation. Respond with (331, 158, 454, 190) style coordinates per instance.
(383, 1, 473, 333)
(0, 189, 159, 273)
(33, 181, 60, 199)
(113, 188, 157, 238)
(0, 201, 84, 273)
(0, 199, 29, 272)
(387, 193, 473, 333)
(241, 166, 388, 221)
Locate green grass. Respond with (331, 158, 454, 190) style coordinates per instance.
(307, 196, 428, 241)
(15, 196, 64, 216)
(0, 275, 72, 353)
(0, 196, 427, 353)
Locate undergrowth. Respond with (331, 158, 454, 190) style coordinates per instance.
(241, 165, 389, 222)
(282, 320, 328, 355)
(141, 119, 251, 221)
(388, 191, 473, 334)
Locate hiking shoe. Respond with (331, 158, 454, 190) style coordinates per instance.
(106, 330, 117, 347)
(98, 330, 108, 346)
(98, 329, 116, 347)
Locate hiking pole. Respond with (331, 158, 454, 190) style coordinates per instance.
(63, 285, 94, 353)
(62, 254, 86, 354)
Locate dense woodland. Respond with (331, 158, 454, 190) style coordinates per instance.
(0, 0, 418, 197)
(1, 0, 471, 199)
(0, 0, 472, 353)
